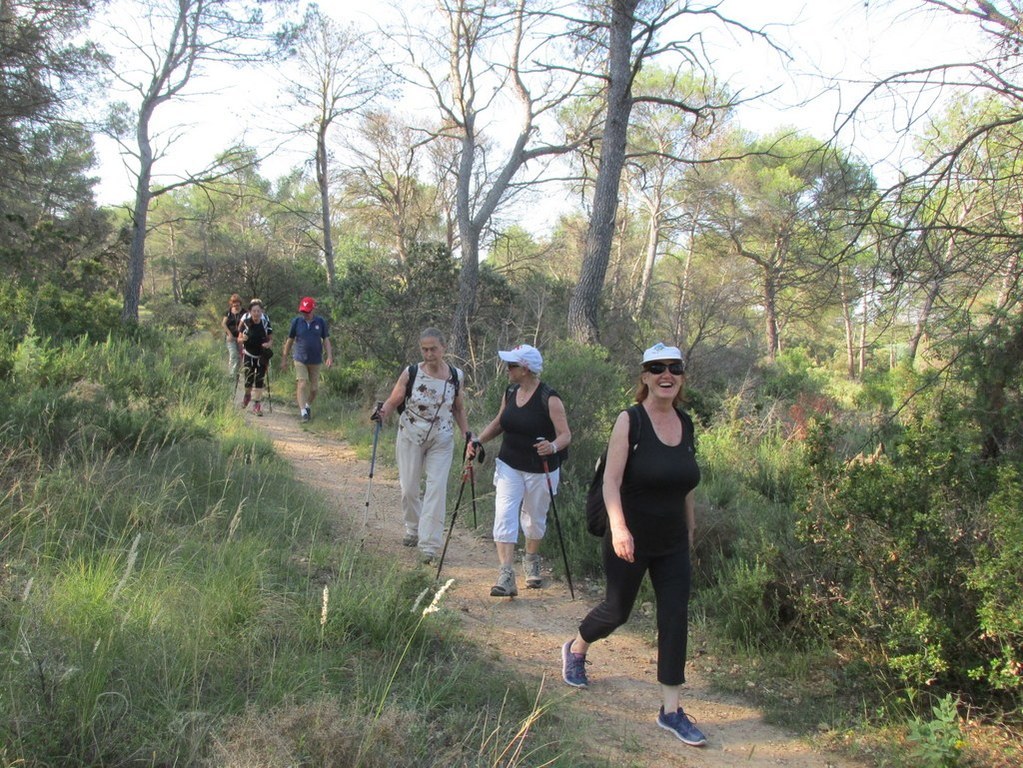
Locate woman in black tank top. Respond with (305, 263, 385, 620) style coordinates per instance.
(561, 343, 707, 748)
(469, 344, 572, 598)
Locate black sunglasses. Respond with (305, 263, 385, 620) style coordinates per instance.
(507, 363, 521, 369)
(644, 362, 685, 375)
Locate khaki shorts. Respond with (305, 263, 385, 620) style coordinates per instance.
(294, 361, 321, 391)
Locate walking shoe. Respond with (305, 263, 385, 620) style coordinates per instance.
(657, 706, 707, 746)
(301, 406, 311, 422)
(523, 553, 542, 588)
(253, 401, 263, 417)
(490, 565, 518, 597)
(420, 551, 437, 565)
(241, 393, 251, 408)
(561, 639, 589, 688)
(402, 533, 418, 547)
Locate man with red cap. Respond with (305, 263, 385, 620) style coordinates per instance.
(281, 296, 333, 422)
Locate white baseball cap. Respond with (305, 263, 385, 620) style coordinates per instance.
(641, 342, 684, 365)
(498, 344, 543, 373)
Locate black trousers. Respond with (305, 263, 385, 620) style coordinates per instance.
(578, 535, 691, 686)
(243, 354, 268, 389)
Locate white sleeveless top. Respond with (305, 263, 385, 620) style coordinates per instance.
(397, 366, 462, 445)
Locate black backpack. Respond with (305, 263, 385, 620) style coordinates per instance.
(397, 363, 460, 414)
(585, 405, 643, 537)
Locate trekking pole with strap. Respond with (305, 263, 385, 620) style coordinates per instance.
(435, 448, 471, 582)
(467, 433, 484, 528)
(264, 354, 273, 413)
(364, 402, 383, 525)
(232, 346, 241, 403)
(436, 435, 485, 580)
(540, 451, 575, 600)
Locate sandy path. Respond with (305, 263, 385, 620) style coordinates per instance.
(254, 405, 863, 767)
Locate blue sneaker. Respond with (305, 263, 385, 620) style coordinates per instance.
(561, 639, 588, 688)
(657, 706, 707, 746)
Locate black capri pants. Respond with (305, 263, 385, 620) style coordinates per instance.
(243, 352, 268, 389)
(578, 534, 692, 686)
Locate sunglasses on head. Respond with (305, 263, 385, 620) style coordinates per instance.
(644, 362, 685, 375)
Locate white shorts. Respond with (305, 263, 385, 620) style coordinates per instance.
(492, 458, 559, 544)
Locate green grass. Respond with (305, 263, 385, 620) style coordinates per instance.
(0, 334, 609, 768)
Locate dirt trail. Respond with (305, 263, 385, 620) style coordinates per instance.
(254, 404, 864, 767)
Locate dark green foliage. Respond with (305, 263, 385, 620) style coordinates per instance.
(332, 242, 461, 369)
(761, 348, 828, 400)
(797, 405, 1020, 705)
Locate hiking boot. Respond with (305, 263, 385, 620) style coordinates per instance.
(402, 533, 418, 547)
(301, 406, 311, 423)
(253, 401, 263, 417)
(241, 393, 251, 408)
(657, 706, 707, 747)
(523, 553, 542, 588)
(490, 565, 518, 597)
(561, 639, 589, 688)
(420, 551, 437, 565)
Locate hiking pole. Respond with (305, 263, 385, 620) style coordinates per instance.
(467, 435, 485, 529)
(264, 354, 273, 414)
(436, 449, 472, 582)
(540, 447, 575, 600)
(364, 402, 383, 525)
(232, 347, 241, 403)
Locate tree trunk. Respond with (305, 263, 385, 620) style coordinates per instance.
(121, 104, 155, 324)
(840, 268, 856, 377)
(858, 269, 877, 376)
(673, 237, 695, 344)
(316, 122, 336, 289)
(568, 0, 639, 343)
(635, 199, 660, 316)
(907, 281, 939, 364)
(763, 268, 780, 360)
(451, 127, 479, 359)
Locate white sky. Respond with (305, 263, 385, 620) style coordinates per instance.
(90, 0, 990, 218)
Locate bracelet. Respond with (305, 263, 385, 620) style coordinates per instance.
(551, 440, 557, 452)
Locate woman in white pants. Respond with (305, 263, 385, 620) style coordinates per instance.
(373, 329, 470, 563)
(469, 344, 571, 597)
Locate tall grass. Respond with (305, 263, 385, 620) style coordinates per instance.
(0, 332, 604, 767)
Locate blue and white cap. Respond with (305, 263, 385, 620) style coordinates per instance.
(498, 344, 543, 373)
(641, 342, 684, 365)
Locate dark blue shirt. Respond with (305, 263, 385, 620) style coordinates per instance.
(287, 315, 329, 365)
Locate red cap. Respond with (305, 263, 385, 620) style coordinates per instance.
(298, 296, 316, 313)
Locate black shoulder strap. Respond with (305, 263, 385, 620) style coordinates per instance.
(676, 407, 695, 448)
(539, 381, 556, 412)
(626, 404, 642, 450)
(403, 364, 418, 403)
(448, 363, 460, 395)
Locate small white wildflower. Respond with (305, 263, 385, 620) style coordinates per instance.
(21, 576, 33, 603)
(320, 585, 330, 627)
(410, 587, 431, 614)
(422, 579, 454, 616)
